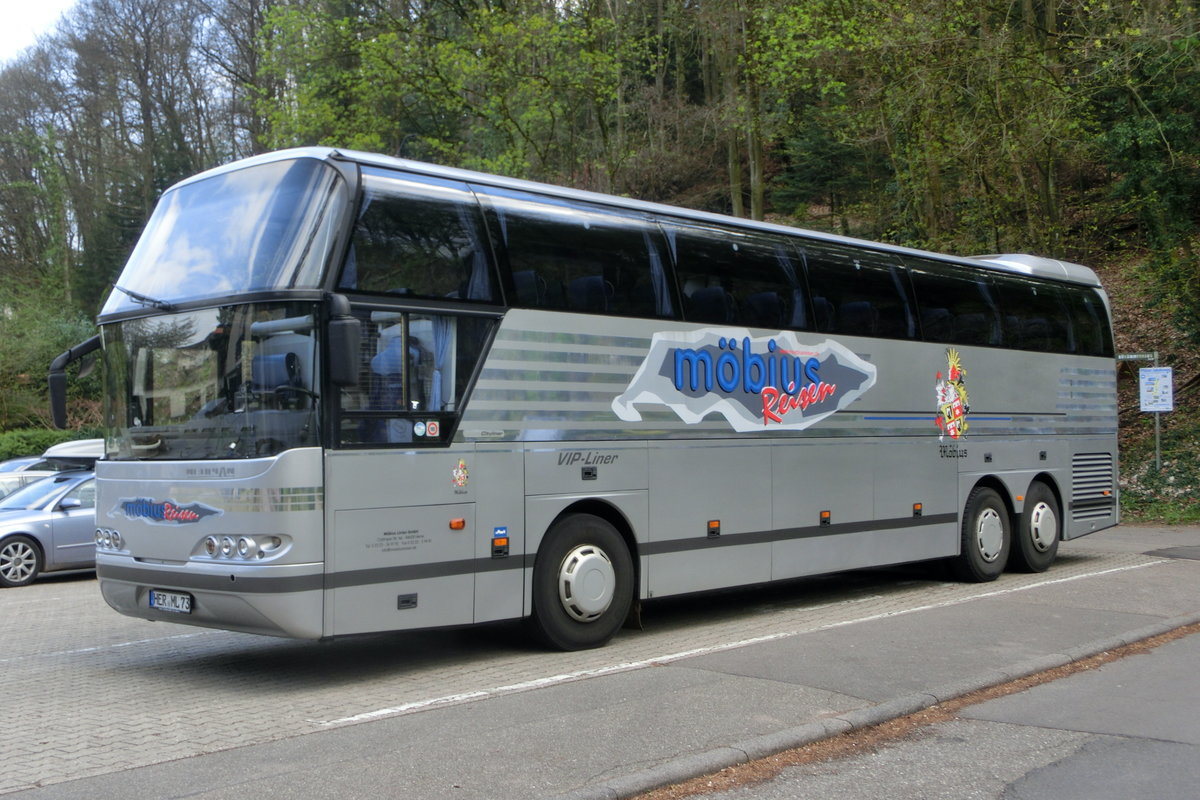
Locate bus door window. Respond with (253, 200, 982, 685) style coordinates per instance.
(474, 187, 676, 320)
(336, 308, 494, 446)
(801, 242, 917, 339)
(664, 224, 805, 330)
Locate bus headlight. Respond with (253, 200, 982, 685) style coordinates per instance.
(95, 528, 124, 551)
(196, 534, 289, 560)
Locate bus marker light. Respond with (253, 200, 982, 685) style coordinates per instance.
(449, 518, 466, 530)
(820, 511, 831, 526)
(913, 503, 923, 517)
(707, 520, 720, 538)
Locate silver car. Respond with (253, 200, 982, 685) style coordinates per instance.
(0, 471, 96, 587)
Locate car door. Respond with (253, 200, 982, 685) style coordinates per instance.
(50, 478, 96, 570)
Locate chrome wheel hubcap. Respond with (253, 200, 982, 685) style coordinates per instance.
(1028, 501, 1058, 552)
(976, 508, 1004, 563)
(557, 544, 615, 623)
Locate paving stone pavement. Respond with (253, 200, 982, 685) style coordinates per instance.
(0, 539, 1183, 795)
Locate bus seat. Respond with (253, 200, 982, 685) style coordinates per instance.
(840, 300, 878, 334)
(512, 270, 547, 307)
(251, 352, 300, 392)
(251, 352, 303, 406)
(688, 286, 735, 324)
(921, 307, 952, 339)
(744, 291, 785, 329)
(812, 296, 835, 331)
(567, 275, 614, 313)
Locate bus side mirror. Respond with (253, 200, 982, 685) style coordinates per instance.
(327, 294, 361, 388)
(48, 335, 102, 429)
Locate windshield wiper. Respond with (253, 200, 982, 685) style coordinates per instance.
(113, 284, 176, 312)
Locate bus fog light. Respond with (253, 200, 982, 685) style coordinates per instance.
(220, 536, 235, 557)
(204, 536, 218, 557)
(95, 529, 105, 546)
(111, 531, 123, 550)
(237, 537, 257, 558)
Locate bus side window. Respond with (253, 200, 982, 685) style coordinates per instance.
(802, 242, 916, 339)
(1064, 287, 1115, 357)
(905, 256, 1003, 346)
(476, 188, 676, 319)
(340, 168, 499, 303)
(991, 274, 1073, 353)
(665, 223, 805, 330)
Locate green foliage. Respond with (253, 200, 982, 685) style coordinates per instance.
(0, 299, 101, 430)
(258, 3, 632, 185)
(1120, 420, 1200, 523)
(0, 429, 90, 461)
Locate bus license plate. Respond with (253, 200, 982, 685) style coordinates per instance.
(149, 589, 192, 614)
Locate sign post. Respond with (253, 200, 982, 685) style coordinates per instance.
(1121, 351, 1170, 471)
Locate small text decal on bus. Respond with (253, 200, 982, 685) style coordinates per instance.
(612, 329, 876, 432)
(111, 498, 223, 525)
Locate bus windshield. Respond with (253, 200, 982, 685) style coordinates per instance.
(103, 302, 321, 460)
(99, 157, 348, 316)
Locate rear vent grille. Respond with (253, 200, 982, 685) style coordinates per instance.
(1072, 452, 1115, 521)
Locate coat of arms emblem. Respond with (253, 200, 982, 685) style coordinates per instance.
(935, 348, 968, 440)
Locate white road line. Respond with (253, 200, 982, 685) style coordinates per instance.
(0, 630, 215, 664)
(316, 559, 1162, 728)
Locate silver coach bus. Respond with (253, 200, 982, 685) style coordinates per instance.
(51, 148, 1118, 650)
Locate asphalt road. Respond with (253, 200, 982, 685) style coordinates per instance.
(2, 524, 1197, 799)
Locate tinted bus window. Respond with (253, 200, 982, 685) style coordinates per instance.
(476, 188, 675, 319)
(991, 273, 1073, 352)
(802, 241, 916, 339)
(905, 256, 1003, 346)
(665, 223, 807, 330)
(1064, 287, 1115, 357)
(340, 169, 499, 303)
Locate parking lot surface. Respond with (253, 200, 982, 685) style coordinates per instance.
(3, 524, 1197, 798)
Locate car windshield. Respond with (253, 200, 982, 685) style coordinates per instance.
(104, 302, 321, 460)
(0, 475, 79, 510)
(99, 157, 348, 315)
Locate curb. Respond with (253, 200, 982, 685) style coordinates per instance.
(546, 612, 1200, 800)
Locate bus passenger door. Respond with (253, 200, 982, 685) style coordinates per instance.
(323, 448, 477, 637)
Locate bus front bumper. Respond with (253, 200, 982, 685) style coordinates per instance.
(96, 553, 326, 639)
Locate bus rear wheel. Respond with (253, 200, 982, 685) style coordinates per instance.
(530, 513, 633, 651)
(952, 486, 1010, 582)
(1009, 482, 1060, 573)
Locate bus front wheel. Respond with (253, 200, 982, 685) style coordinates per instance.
(953, 487, 1010, 582)
(1009, 482, 1060, 573)
(530, 513, 633, 651)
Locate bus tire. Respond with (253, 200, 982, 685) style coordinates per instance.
(530, 513, 633, 651)
(953, 486, 1010, 582)
(1009, 482, 1060, 573)
(0, 534, 43, 588)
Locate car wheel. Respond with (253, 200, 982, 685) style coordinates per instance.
(0, 535, 43, 588)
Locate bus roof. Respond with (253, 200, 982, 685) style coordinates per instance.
(175, 147, 1104, 289)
